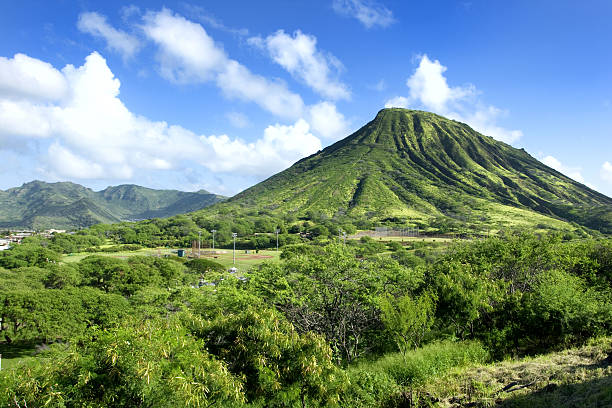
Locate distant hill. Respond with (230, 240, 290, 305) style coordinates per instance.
(0, 181, 226, 230)
(216, 108, 612, 233)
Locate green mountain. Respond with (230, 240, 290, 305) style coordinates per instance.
(0, 181, 226, 230)
(219, 108, 612, 233)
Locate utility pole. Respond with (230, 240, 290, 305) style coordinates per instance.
(275, 229, 280, 251)
(211, 229, 217, 251)
(338, 228, 342, 243)
(232, 232, 237, 265)
(198, 231, 201, 258)
(343, 231, 347, 245)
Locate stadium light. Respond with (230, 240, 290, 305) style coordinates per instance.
(275, 229, 280, 251)
(232, 232, 237, 265)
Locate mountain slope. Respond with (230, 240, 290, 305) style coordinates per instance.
(0, 181, 226, 230)
(223, 109, 612, 233)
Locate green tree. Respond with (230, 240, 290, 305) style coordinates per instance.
(252, 244, 420, 362)
(378, 292, 436, 358)
(0, 244, 61, 269)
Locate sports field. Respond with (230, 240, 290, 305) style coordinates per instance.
(62, 247, 281, 272)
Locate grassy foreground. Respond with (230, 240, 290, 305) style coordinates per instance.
(416, 338, 612, 407)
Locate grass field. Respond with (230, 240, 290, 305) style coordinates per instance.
(192, 249, 281, 271)
(63, 247, 281, 272)
(0, 342, 37, 370)
(418, 337, 612, 407)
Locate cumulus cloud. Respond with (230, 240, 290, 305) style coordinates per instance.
(384, 96, 409, 108)
(0, 53, 67, 101)
(601, 161, 612, 183)
(332, 0, 395, 28)
(249, 30, 350, 100)
(385, 55, 523, 144)
(77, 12, 140, 59)
(405, 55, 475, 112)
(0, 52, 322, 181)
(140, 9, 304, 119)
(308, 101, 351, 140)
(541, 155, 585, 183)
(202, 119, 321, 175)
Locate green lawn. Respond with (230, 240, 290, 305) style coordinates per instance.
(0, 341, 37, 370)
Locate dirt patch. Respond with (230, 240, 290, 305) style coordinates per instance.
(239, 255, 274, 260)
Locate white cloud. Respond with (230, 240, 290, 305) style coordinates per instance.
(406, 55, 475, 112)
(541, 155, 585, 183)
(388, 55, 523, 144)
(332, 0, 395, 28)
(601, 161, 612, 183)
(216, 60, 304, 119)
(0, 99, 54, 139)
(48, 143, 109, 179)
(226, 111, 250, 128)
(141, 9, 226, 83)
(460, 107, 523, 145)
(202, 119, 321, 175)
(77, 12, 140, 59)
(140, 9, 304, 119)
(0, 52, 323, 182)
(384, 96, 409, 108)
(137, 9, 350, 136)
(308, 101, 351, 140)
(250, 30, 350, 100)
(0, 53, 68, 101)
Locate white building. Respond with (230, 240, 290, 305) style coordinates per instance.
(0, 238, 10, 251)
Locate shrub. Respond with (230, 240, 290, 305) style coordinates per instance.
(342, 368, 401, 408)
(185, 258, 226, 274)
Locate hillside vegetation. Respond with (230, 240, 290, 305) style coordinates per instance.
(215, 109, 612, 234)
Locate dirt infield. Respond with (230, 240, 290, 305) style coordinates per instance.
(200, 254, 273, 260)
(239, 254, 274, 260)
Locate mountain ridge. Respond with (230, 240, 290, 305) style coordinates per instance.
(0, 180, 226, 230)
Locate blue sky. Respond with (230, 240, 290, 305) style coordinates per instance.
(0, 0, 611, 197)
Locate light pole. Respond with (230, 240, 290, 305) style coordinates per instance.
(211, 229, 217, 251)
(232, 232, 237, 265)
(275, 229, 280, 251)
